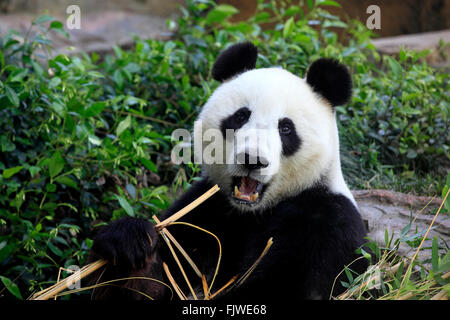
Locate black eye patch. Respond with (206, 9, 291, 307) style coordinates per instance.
(278, 118, 301, 156)
(220, 107, 251, 138)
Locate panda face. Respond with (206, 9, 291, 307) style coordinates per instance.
(194, 68, 337, 212)
(192, 42, 354, 212)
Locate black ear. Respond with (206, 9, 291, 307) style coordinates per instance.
(306, 58, 352, 106)
(211, 42, 258, 82)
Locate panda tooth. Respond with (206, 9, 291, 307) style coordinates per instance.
(250, 192, 259, 202)
(234, 186, 241, 198)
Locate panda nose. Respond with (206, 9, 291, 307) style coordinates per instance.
(240, 153, 269, 171)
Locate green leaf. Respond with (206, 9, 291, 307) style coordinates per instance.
(206, 4, 239, 24)
(387, 57, 403, 77)
(344, 267, 353, 283)
(0, 243, 15, 263)
(316, 0, 341, 7)
(49, 151, 65, 179)
(139, 157, 158, 173)
(437, 251, 450, 273)
(323, 20, 348, 28)
(15, 189, 25, 211)
(431, 235, 439, 272)
(399, 48, 407, 62)
(50, 21, 63, 29)
(5, 85, 19, 106)
(47, 242, 63, 257)
(30, 60, 44, 77)
(114, 195, 134, 217)
(0, 276, 23, 300)
(126, 183, 137, 200)
(1, 135, 15, 152)
(406, 149, 417, 159)
(116, 115, 131, 137)
(113, 45, 123, 59)
(48, 77, 61, 88)
(283, 17, 295, 38)
(9, 69, 28, 82)
(46, 183, 57, 192)
(84, 101, 106, 117)
(88, 134, 103, 146)
(32, 15, 55, 25)
(87, 71, 105, 79)
(3, 166, 23, 179)
(50, 101, 66, 117)
(50, 21, 69, 38)
(0, 50, 4, 70)
(113, 69, 124, 89)
(28, 166, 41, 177)
(123, 63, 141, 73)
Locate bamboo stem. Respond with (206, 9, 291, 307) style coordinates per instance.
(31, 260, 107, 300)
(153, 215, 202, 278)
(155, 184, 220, 231)
(163, 262, 186, 300)
(430, 290, 447, 300)
(209, 275, 238, 300)
(202, 275, 209, 300)
(153, 215, 198, 300)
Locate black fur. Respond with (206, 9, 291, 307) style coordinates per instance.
(90, 178, 368, 300)
(278, 117, 302, 156)
(212, 42, 258, 82)
(240, 153, 269, 170)
(306, 58, 352, 107)
(91, 217, 156, 271)
(220, 106, 252, 138)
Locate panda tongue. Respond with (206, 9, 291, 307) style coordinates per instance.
(240, 177, 258, 195)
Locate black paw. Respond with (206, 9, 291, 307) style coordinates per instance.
(92, 217, 158, 271)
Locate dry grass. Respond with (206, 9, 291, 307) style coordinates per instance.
(334, 188, 450, 300)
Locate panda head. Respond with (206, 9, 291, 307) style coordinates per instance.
(193, 42, 353, 212)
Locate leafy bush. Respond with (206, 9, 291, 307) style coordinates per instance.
(0, 0, 448, 299)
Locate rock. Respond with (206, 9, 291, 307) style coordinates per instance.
(0, 11, 170, 57)
(371, 30, 450, 68)
(353, 189, 449, 265)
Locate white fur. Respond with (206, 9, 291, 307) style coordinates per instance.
(193, 67, 356, 211)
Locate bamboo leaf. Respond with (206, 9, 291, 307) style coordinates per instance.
(0, 276, 23, 300)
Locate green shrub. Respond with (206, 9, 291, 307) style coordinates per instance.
(0, 0, 448, 299)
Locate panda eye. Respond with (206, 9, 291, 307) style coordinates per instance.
(235, 110, 249, 124)
(279, 124, 291, 135)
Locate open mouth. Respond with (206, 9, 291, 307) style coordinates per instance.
(232, 176, 264, 205)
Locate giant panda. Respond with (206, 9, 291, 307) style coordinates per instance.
(89, 42, 369, 300)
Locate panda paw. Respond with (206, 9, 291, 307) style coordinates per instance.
(92, 217, 158, 271)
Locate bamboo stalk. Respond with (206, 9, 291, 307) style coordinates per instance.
(397, 292, 415, 300)
(219, 237, 273, 298)
(31, 259, 107, 300)
(234, 237, 273, 289)
(209, 275, 238, 300)
(430, 290, 448, 300)
(155, 184, 220, 231)
(163, 262, 186, 300)
(153, 215, 198, 300)
(170, 221, 222, 296)
(153, 215, 202, 278)
(202, 275, 209, 300)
